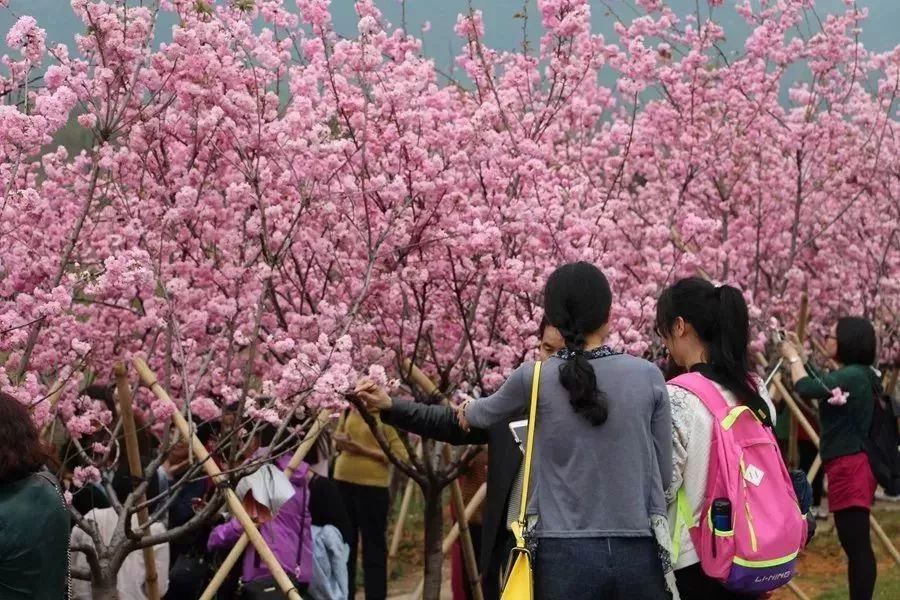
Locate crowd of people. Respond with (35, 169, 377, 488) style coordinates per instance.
(356, 263, 896, 600)
(0, 387, 397, 599)
(0, 260, 895, 600)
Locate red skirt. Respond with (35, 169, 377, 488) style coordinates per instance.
(825, 452, 877, 512)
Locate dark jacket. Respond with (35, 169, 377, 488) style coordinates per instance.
(380, 400, 522, 599)
(795, 363, 878, 461)
(0, 471, 70, 600)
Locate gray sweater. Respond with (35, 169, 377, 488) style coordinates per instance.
(465, 354, 672, 538)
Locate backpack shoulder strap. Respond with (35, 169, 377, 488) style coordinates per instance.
(669, 372, 731, 421)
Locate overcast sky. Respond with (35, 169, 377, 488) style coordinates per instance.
(3, 1, 897, 64)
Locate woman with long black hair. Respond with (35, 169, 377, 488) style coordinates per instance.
(447, 262, 673, 599)
(781, 317, 880, 599)
(655, 277, 777, 599)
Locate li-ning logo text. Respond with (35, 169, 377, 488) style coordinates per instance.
(753, 570, 792, 584)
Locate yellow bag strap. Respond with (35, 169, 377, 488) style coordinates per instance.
(512, 361, 542, 548)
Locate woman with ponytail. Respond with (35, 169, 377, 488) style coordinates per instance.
(656, 277, 777, 598)
(457, 262, 673, 599)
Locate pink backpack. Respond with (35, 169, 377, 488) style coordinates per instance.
(670, 373, 807, 594)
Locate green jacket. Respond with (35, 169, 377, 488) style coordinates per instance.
(0, 472, 70, 599)
(794, 363, 878, 462)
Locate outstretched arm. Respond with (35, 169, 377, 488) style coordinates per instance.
(380, 400, 490, 445)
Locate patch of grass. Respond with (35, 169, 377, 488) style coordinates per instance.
(389, 486, 427, 582)
(816, 566, 900, 599)
(774, 508, 900, 599)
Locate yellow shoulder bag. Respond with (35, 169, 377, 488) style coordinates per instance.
(500, 361, 542, 600)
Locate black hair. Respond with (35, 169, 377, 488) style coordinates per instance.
(543, 262, 612, 426)
(663, 357, 686, 381)
(257, 421, 279, 447)
(111, 464, 161, 506)
(303, 431, 332, 467)
(538, 314, 550, 338)
(195, 419, 218, 445)
(655, 277, 770, 425)
(0, 392, 52, 484)
(83, 384, 117, 415)
(835, 317, 877, 366)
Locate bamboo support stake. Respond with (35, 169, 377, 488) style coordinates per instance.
(199, 409, 332, 600)
(787, 295, 810, 469)
(390, 476, 416, 559)
(114, 364, 161, 600)
(787, 580, 812, 600)
(411, 483, 488, 600)
(806, 454, 822, 483)
(870, 515, 900, 567)
(885, 368, 898, 396)
(403, 360, 484, 600)
(389, 442, 421, 561)
(446, 464, 483, 599)
(132, 357, 302, 600)
(440, 483, 487, 555)
(772, 375, 820, 446)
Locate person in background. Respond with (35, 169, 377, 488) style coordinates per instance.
(781, 317, 880, 600)
(164, 419, 220, 599)
(0, 391, 71, 600)
(166, 420, 217, 565)
(71, 467, 169, 599)
(207, 424, 314, 595)
(361, 263, 673, 599)
(797, 417, 826, 519)
(302, 432, 352, 600)
(332, 404, 409, 600)
(450, 450, 487, 600)
(655, 277, 777, 598)
(303, 432, 352, 545)
(355, 316, 565, 600)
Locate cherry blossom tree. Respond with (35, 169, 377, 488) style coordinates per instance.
(0, 0, 897, 597)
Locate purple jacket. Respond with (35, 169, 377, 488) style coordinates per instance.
(208, 456, 313, 583)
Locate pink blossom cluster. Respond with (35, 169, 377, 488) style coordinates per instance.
(0, 0, 896, 446)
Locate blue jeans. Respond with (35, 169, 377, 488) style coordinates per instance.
(536, 537, 668, 600)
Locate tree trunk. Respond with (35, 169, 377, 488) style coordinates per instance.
(91, 574, 120, 600)
(421, 488, 445, 600)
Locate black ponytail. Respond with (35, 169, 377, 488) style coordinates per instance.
(656, 278, 770, 426)
(544, 262, 612, 426)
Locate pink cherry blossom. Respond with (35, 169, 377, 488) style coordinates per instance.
(0, 0, 894, 480)
(5, 16, 45, 64)
(190, 396, 222, 422)
(72, 465, 101, 489)
(829, 387, 850, 406)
